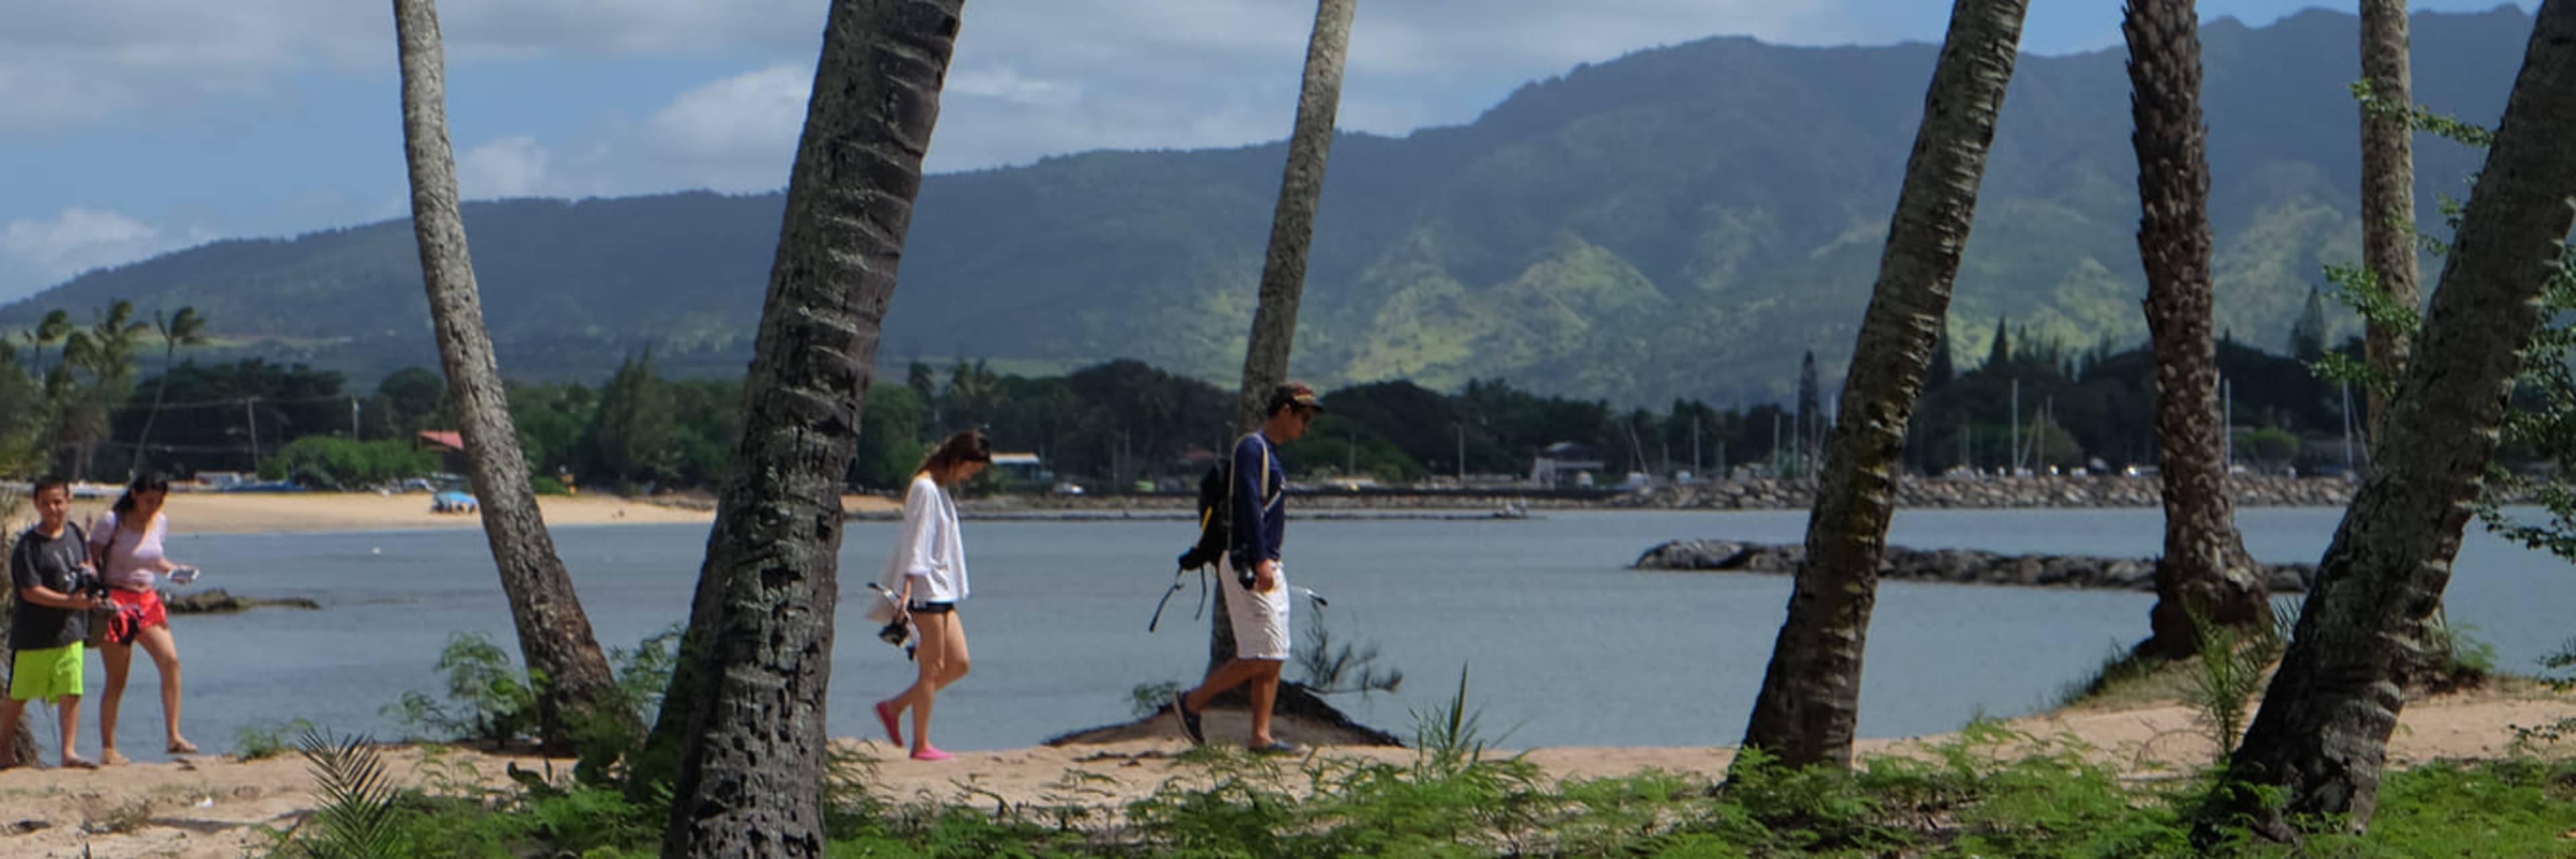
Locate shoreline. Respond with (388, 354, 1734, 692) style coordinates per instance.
(34, 479, 2395, 538)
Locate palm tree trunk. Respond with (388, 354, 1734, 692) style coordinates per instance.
(655, 1, 962, 855)
(1737, 0, 2027, 770)
(2213, 1, 2576, 841)
(2127, 0, 2267, 659)
(131, 341, 176, 475)
(2359, 0, 2418, 443)
(391, 0, 631, 753)
(1215, 0, 1356, 674)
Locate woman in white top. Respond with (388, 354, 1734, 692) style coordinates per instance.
(88, 472, 196, 760)
(871, 429, 989, 762)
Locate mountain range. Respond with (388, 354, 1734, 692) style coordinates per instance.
(5, 6, 2536, 406)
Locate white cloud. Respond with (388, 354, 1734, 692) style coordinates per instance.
(0, 207, 211, 287)
(459, 135, 555, 198)
(949, 66, 1079, 107)
(649, 64, 812, 160)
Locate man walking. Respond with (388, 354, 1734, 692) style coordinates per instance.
(1175, 382, 1321, 753)
(1, 477, 103, 769)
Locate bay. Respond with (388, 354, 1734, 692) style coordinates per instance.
(129, 506, 2569, 760)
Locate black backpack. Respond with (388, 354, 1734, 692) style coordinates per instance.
(1175, 462, 1233, 572)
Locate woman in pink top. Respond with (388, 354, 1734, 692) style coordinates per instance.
(88, 473, 195, 760)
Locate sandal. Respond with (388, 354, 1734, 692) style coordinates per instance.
(1171, 692, 1204, 745)
(99, 749, 130, 766)
(873, 700, 904, 746)
(60, 756, 99, 770)
(1248, 740, 1303, 756)
(166, 740, 198, 755)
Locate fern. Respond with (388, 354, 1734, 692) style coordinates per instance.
(289, 726, 407, 859)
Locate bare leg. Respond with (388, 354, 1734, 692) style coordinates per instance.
(0, 697, 26, 768)
(97, 640, 131, 764)
(1183, 658, 1267, 713)
(133, 625, 190, 753)
(886, 612, 962, 754)
(1246, 661, 1283, 746)
(55, 695, 87, 766)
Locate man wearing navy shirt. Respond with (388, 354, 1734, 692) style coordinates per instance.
(1174, 382, 1320, 754)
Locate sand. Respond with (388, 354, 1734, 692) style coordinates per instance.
(0, 685, 2561, 858)
(40, 491, 904, 537)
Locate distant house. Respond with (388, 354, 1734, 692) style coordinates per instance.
(991, 451, 1051, 486)
(1530, 442, 1605, 488)
(417, 431, 469, 473)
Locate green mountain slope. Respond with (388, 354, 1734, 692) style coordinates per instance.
(5, 7, 2533, 404)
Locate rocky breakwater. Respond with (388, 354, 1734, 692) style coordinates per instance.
(1633, 539, 2314, 593)
(1616, 473, 2365, 510)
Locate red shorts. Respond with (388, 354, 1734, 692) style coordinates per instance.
(107, 587, 169, 640)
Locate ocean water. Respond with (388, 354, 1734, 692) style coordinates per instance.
(95, 506, 2572, 760)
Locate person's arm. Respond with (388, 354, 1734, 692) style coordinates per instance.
(85, 512, 113, 571)
(13, 540, 95, 611)
(151, 514, 179, 572)
(894, 477, 939, 608)
(1228, 437, 1279, 589)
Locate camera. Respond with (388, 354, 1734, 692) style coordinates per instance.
(72, 571, 111, 603)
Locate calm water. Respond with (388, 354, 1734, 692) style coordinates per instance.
(86, 506, 2575, 759)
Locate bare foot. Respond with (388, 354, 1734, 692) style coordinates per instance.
(99, 748, 129, 766)
(166, 738, 197, 755)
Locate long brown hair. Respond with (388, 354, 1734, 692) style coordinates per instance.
(914, 429, 993, 481)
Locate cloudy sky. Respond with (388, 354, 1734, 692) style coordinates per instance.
(0, 0, 2533, 302)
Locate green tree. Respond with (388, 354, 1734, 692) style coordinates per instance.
(131, 306, 207, 476)
(851, 384, 930, 489)
(2218, 1, 2576, 840)
(580, 352, 682, 487)
(377, 367, 447, 435)
(1737, 0, 2029, 770)
(2290, 287, 2330, 363)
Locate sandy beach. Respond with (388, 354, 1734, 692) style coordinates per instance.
(39, 491, 904, 536)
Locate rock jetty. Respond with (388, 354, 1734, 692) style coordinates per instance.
(1614, 473, 2364, 510)
(1633, 539, 2313, 593)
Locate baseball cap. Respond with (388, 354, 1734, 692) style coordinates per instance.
(1266, 382, 1324, 414)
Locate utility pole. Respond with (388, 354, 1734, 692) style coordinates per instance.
(2222, 376, 2234, 469)
(1454, 423, 1465, 483)
(245, 398, 260, 473)
(2341, 380, 2356, 474)
(351, 394, 362, 440)
(1691, 415, 1702, 477)
(2009, 378, 2021, 475)
(1770, 412, 1782, 476)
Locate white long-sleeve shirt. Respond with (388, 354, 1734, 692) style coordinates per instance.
(877, 474, 969, 604)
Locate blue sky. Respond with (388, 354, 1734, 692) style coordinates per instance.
(0, 1, 2533, 302)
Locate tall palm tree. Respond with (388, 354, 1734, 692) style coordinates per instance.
(2125, 0, 2267, 658)
(27, 309, 68, 384)
(2359, 0, 2418, 441)
(2213, 0, 2576, 841)
(653, 1, 965, 854)
(390, 0, 629, 754)
(1737, 0, 2028, 770)
(56, 301, 150, 478)
(131, 306, 206, 475)
(1216, 0, 1358, 673)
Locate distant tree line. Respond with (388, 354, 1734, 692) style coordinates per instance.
(0, 324, 2426, 493)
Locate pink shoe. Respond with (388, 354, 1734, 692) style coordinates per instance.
(873, 700, 904, 746)
(910, 746, 953, 762)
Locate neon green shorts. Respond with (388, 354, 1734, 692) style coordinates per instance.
(10, 644, 83, 702)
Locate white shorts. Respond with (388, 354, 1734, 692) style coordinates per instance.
(1218, 556, 1291, 661)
